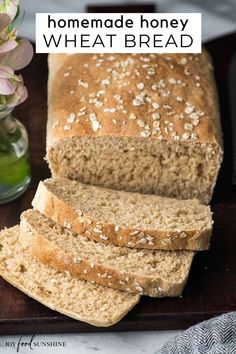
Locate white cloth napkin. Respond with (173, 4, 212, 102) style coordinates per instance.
(158, 312, 236, 354)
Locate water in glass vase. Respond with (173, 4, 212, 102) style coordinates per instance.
(0, 113, 31, 204)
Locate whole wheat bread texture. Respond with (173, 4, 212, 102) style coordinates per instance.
(20, 209, 194, 297)
(47, 53, 223, 204)
(0, 226, 140, 327)
(32, 178, 212, 251)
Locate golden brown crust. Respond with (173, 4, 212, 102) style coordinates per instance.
(20, 217, 194, 297)
(32, 180, 212, 251)
(47, 52, 223, 149)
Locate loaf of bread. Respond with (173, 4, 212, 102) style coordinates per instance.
(0, 226, 140, 327)
(20, 209, 194, 297)
(47, 53, 223, 204)
(32, 178, 212, 250)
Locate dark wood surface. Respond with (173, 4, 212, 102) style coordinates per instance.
(0, 34, 236, 334)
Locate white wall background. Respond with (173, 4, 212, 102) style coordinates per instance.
(20, 0, 236, 42)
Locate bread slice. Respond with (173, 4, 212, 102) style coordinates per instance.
(47, 53, 223, 204)
(0, 226, 140, 327)
(20, 209, 195, 297)
(32, 178, 212, 251)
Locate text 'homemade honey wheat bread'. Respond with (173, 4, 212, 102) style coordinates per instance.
(0, 226, 140, 327)
(32, 178, 213, 251)
(20, 209, 194, 297)
(47, 53, 223, 204)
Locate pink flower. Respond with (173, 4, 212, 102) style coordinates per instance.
(0, 64, 27, 113)
(0, 38, 33, 70)
(0, 2, 33, 70)
(0, 65, 16, 94)
(0, 14, 18, 53)
(0, 0, 33, 112)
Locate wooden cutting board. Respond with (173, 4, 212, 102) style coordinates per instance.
(0, 33, 235, 334)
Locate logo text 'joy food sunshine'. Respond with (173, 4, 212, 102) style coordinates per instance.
(2, 335, 67, 353)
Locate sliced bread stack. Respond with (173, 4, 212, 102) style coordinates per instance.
(20, 208, 195, 297)
(0, 176, 213, 326)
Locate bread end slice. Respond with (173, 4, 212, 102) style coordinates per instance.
(0, 226, 140, 327)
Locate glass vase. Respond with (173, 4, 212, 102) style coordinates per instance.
(0, 111, 31, 204)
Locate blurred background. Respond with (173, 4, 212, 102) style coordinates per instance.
(20, 0, 236, 43)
